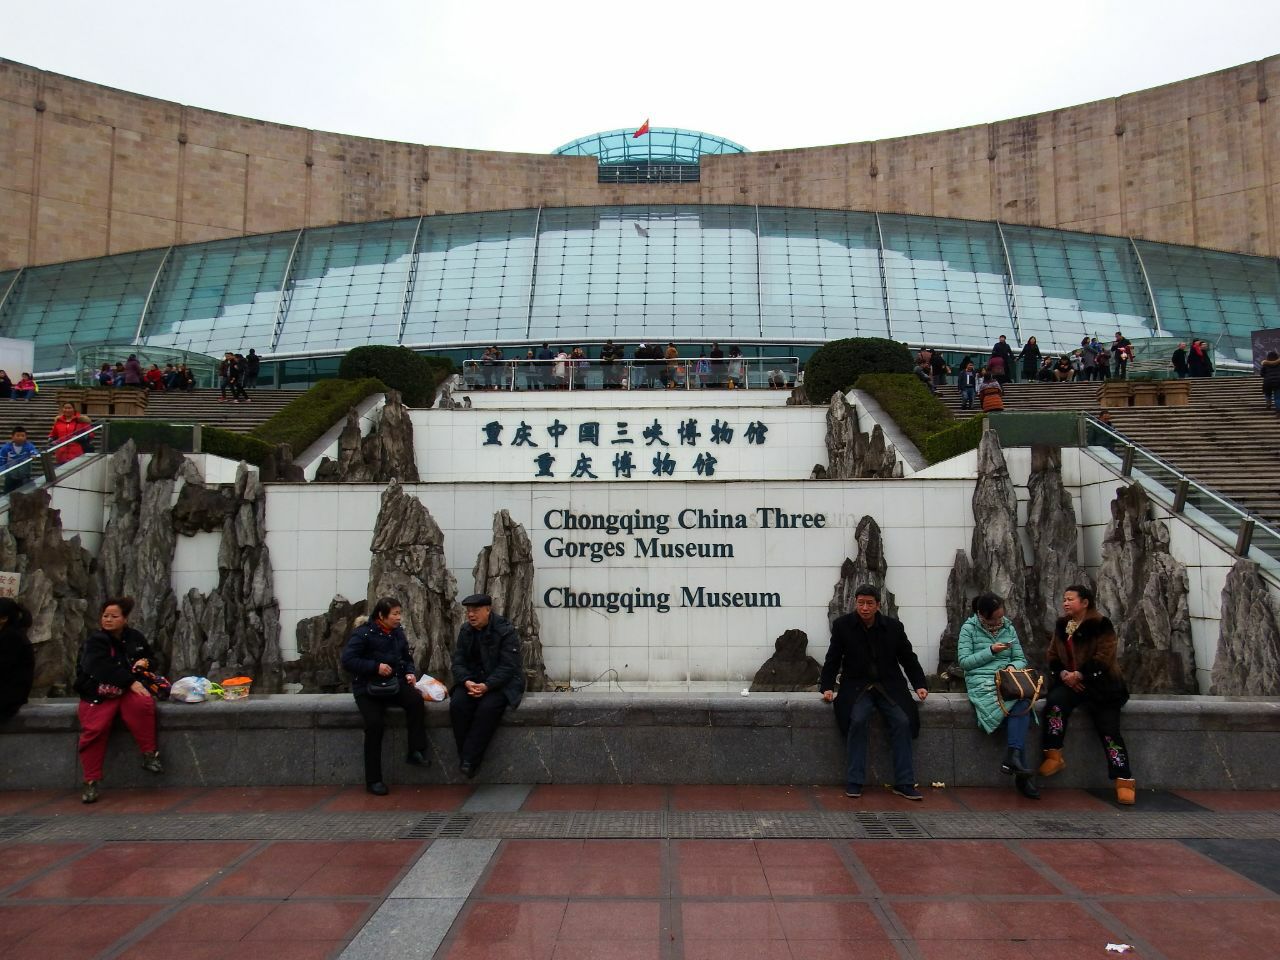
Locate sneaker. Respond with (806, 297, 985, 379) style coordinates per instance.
(405, 750, 428, 766)
(844, 785, 862, 798)
(892, 784, 924, 801)
(366, 781, 389, 796)
(142, 751, 163, 774)
(81, 780, 99, 804)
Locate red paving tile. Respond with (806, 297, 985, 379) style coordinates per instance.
(1022, 840, 1267, 896)
(3, 902, 163, 959)
(680, 943, 794, 960)
(670, 785, 747, 810)
(12, 841, 252, 899)
(0, 903, 76, 944)
(812, 784, 965, 810)
(486, 841, 662, 897)
(0, 790, 60, 815)
(523, 785, 603, 810)
(670, 785, 814, 811)
(915, 942, 1124, 960)
(0, 842, 88, 890)
(893, 900, 1113, 941)
(854, 840, 1060, 895)
(1172, 789, 1280, 811)
(550, 945, 663, 960)
(204, 841, 348, 898)
(592, 784, 667, 810)
(680, 901, 785, 940)
(950, 786, 1112, 811)
(146, 901, 277, 941)
(34, 786, 204, 815)
(177, 785, 341, 813)
(774, 901, 886, 940)
(675, 839, 768, 896)
(789, 943, 902, 960)
(320, 783, 473, 811)
(556, 901, 661, 941)
(452, 900, 569, 943)
(443, 942, 556, 960)
(242, 900, 372, 940)
(1106, 899, 1280, 949)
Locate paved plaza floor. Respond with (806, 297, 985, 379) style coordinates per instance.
(1, 784, 1278, 959)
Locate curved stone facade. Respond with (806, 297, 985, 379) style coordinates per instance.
(2, 55, 1278, 271)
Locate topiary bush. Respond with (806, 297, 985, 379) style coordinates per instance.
(804, 337, 914, 405)
(104, 421, 196, 454)
(338, 346, 454, 407)
(251, 377, 387, 456)
(855, 373, 984, 464)
(919, 415, 986, 464)
(202, 427, 274, 466)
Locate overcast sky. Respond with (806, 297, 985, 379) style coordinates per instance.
(4, 0, 1278, 154)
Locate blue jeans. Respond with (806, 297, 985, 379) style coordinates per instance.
(1001, 702, 1031, 750)
(846, 689, 914, 788)
(960, 387, 975, 408)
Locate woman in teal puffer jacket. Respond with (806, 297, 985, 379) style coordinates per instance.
(958, 593, 1040, 799)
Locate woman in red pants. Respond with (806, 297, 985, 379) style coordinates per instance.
(73, 597, 163, 803)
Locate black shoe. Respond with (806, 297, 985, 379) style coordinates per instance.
(406, 750, 428, 766)
(366, 781, 389, 796)
(893, 784, 924, 801)
(459, 762, 477, 780)
(1001, 747, 1031, 776)
(1015, 774, 1041, 800)
(844, 784, 862, 798)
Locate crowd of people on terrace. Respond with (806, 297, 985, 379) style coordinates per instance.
(472, 342, 790, 390)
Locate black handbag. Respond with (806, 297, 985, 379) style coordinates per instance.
(995, 666, 1045, 716)
(365, 676, 401, 698)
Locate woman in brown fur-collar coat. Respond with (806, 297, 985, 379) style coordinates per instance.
(1036, 584, 1137, 805)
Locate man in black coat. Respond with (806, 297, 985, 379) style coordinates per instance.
(819, 584, 929, 800)
(991, 335, 1015, 383)
(450, 593, 525, 778)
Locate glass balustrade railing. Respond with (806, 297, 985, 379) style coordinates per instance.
(460, 357, 800, 392)
(0, 422, 105, 505)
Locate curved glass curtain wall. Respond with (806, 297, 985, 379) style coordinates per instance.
(551, 129, 748, 165)
(1, 205, 1278, 375)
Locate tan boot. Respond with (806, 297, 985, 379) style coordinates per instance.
(1115, 777, 1136, 805)
(1037, 748, 1066, 778)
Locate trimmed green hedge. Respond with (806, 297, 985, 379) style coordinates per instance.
(919, 415, 986, 463)
(203, 427, 274, 466)
(856, 373, 985, 465)
(104, 421, 196, 454)
(337, 346, 454, 406)
(804, 337, 913, 405)
(251, 377, 387, 456)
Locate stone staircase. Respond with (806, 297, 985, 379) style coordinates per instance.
(934, 376, 1280, 526)
(3, 389, 305, 438)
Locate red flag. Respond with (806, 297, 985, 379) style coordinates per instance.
(632, 119, 650, 138)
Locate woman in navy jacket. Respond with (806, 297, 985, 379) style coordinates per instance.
(341, 596, 429, 795)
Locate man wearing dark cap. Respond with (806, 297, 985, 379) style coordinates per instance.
(819, 584, 929, 801)
(449, 593, 524, 778)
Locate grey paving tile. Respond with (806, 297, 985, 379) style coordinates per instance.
(391, 838, 500, 898)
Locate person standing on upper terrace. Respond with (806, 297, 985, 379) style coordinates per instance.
(820, 584, 929, 802)
(1172, 342, 1189, 379)
(990, 335, 1015, 383)
(450, 593, 524, 780)
(1261, 350, 1280, 413)
(49, 402, 91, 464)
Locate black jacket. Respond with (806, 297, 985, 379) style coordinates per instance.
(451, 613, 524, 708)
(1261, 358, 1280, 393)
(74, 627, 158, 703)
(1047, 613, 1128, 705)
(1172, 347, 1188, 373)
(0, 618, 34, 717)
(342, 621, 417, 695)
(820, 612, 927, 737)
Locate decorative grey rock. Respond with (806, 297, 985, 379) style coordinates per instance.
(259, 443, 304, 483)
(934, 549, 976, 689)
(823, 392, 901, 480)
(750, 629, 821, 691)
(785, 382, 811, 406)
(127, 445, 185, 646)
(0, 488, 97, 694)
(1211, 558, 1280, 696)
(936, 431, 1030, 684)
(313, 391, 418, 483)
(1096, 483, 1195, 694)
(171, 482, 236, 536)
(97, 440, 142, 600)
(436, 373, 466, 409)
(168, 464, 282, 688)
(1024, 445, 1088, 663)
(472, 510, 548, 692)
(828, 516, 898, 623)
(286, 595, 368, 692)
(367, 480, 461, 685)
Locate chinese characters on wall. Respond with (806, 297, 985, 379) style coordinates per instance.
(481, 417, 769, 479)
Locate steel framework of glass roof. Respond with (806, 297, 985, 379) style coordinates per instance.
(552, 129, 748, 165)
(1, 205, 1277, 375)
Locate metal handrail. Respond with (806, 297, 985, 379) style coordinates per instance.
(1079, 414, 1280, 558)
(0, 422, 105, 496)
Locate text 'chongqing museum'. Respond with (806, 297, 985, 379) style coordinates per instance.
(2, 57, 1279, 380)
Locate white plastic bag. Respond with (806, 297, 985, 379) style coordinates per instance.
(170, 676, 213, 703)
(415, 674, 448, 701)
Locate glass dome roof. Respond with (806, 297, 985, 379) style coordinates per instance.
(552, 128, 748, 165)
